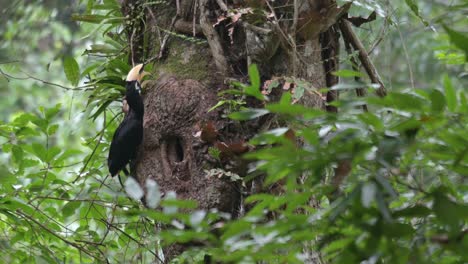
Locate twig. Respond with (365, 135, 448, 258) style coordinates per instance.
(395, 20, 415, 89)
(368, 11, 392, 55)
(264, 0, 293, 47)
(343, 37, 369, 112)
(130, 26, 137, 66)
(215, 0, 271, 35)
(72, 111, 109, 183)
(158, 15, 179, 60)
(242, 23, 272, 34)
(193, 0, 198, 36)
(339, 19, 387, 97)
(176, 0, 181, 15)
(0, 68, 91, 91)
(34, 196, 114, 206)
(17, 210, 103, 261)
(431, 229, 468, 244)
(0, 60, 20, 65)
(99, 218, 164, 263)
(199, 0, 229, 75)
(291, 0, 299, 76)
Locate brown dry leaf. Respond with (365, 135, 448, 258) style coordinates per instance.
(284, 129, 296, 143)
(332, 160, 352, 188)
(215, 141, 229, 154)
(215, 140, 249, 157)
(201, 121, 218, 143)
(227, 140, 249, 155)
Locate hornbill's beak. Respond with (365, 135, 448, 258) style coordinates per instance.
(126, 63, 149, 83)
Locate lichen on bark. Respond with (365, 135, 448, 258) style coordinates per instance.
(151, 39, 212, 82)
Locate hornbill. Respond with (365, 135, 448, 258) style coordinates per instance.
(108, 64, 146, 180)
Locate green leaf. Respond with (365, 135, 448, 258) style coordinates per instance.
(62, 202, 80, 218)
(404, 0, 428, 26)
(63, 56, 80, 86)
(383, 223, 414, 238)
(331, 82, 365, 90)
(45, 104, 61, 120)
(84, 44, 119, 55)
(229, 108, 269, 120)
(442, 25, 468, 59)
(376, 190, 392, 222)
(12, 145, 24, 164)
(189, 210, 206, 227)
(46, 146, 61, 163)
(248, 127, 290, 146)
(31, 117, 48, 133)
(332, 69, 365, 78)
(322, 238, 354, 255)
(31, 143, 47, 162)
(393, 205, 431, 218)
(361, 182, 377, 208)
(387, 92, 426, 111)
(329, 186, 360, 221)
(208, 100, 226, 112)
(429, 89, 446, 112)
(124, 177, 144, 200)
(145, 179, 161, 209)
(375, 174, 397, 198)
(71, 14, 120, 24)
(292, 85, 304, 101)
(443, 75, 457, 111)
(47, 124, 59, 136)
(265, 79, 280, 92)
(358, 112, 384, 131)
(242, 64, 265, 101)
(249, 64, 260, 92)
(433, 192, 465, 229)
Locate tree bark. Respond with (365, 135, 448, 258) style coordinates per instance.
(121, 0, 349, 261)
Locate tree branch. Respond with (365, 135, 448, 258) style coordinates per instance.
(343, 36, 369, 112)
(0, 68, 91, 91)
(199, 0, 229, 75)
(339, 19, 387, 97)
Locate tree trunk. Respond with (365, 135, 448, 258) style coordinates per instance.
(121, 0, 347, 261)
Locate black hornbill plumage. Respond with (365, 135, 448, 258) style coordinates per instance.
(108, 64, 146, 178)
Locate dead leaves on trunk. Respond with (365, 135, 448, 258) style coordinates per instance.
(261, 76, 326, 104)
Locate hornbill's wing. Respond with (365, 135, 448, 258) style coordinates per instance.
(107, 116, 143, 176)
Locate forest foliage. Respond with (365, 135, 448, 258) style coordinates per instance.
(0, 0, 467, 263)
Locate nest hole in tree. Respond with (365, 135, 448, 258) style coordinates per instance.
(164, 136, 185, 164)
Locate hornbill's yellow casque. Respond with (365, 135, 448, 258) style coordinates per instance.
(108, 64, 146, 179)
